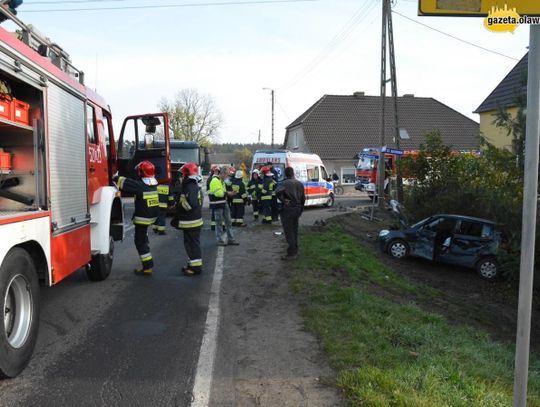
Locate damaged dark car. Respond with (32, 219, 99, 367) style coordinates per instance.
(378, 212, 501, 281)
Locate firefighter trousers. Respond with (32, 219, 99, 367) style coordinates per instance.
(183, 227, 202, 273)
(252, 199, 260, 219)
(261, 199, 272, 223)
(271, 196, 279, 221)
(134, 224, 153, 270)
(153, 208, 167, 233)
(231, 203, 245, 226)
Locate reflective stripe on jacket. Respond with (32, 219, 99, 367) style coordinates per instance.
(117, 176, 159, 225)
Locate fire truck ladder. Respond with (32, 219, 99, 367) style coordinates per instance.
(0, 0, 85, 84)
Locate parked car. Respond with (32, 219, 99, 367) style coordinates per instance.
(378, 214, 500, 280)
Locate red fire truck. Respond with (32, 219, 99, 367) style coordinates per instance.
(355, 148, 417, 198)
(0, 9, 170, 377)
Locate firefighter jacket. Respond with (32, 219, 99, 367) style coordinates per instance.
(175, 177, 203, 229)
(117, 176, 159, 225)
(261, 175, 276, 201)
(231, 178, 248, 204)
(247, 178, 261, 200)
(208, 176, 227, 209)
(157, 184, 170, 209)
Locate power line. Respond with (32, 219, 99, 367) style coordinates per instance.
(276, 100, 290, 121)
(392, 10, 520, 61)
(281, 0, 378, 90)
(22, 0, 321, 12)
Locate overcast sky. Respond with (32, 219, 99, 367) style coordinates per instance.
(6, 0, 530, 145)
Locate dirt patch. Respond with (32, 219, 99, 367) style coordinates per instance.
(324, 210, 540, 351)
(211, 222, 343, 407)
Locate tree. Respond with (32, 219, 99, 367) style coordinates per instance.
(234, 147, 253, 168)
(158, 89, 223, 146)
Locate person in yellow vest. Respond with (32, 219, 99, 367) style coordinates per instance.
(208, 166, 239, 246)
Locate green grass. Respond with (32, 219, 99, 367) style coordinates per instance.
(290, 226, 540, 407)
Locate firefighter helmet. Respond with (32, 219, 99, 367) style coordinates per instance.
(135, 161, 155, 178)
(180, 162, 199, 177)
(235, 170, 243, 179)
(228, 166, 236, 176)
(260, 166, 271, 175)
(252, 169, 260, 175)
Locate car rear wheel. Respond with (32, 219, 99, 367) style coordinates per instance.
(388, 239, 409, 259)
(476, 257, 498, 281)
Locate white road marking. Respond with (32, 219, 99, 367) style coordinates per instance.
(191, 245, 224, 407)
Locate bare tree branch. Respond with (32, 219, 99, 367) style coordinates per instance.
(158, 88, 223, 145)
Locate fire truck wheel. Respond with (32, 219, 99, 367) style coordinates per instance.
(87, 235, 114, 282)
(0, 248, 40, 378)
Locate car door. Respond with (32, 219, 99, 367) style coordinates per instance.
(441, 221, 495, 268)
(116, 113, 171, 185)
(412, 216, 456, 261)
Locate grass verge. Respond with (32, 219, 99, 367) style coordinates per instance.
(290, 225, 540, 407)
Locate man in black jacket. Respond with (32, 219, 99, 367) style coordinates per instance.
(275, 167, 305, 260)
(173, 162, 204, 276)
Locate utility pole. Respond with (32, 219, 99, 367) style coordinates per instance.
(513, 24, 540, 407)
(263, 88, 275, 148)
(379, 0, 401, 207)
(377, 0, 388, 208)
(387, 2, 403, 203)
(258, 129, 261, 144)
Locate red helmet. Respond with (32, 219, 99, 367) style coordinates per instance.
(228, 166, 236, 176)
(180, 162, 199, 177)
(135, 161, 155, 178)
(260, 166, 271, 175)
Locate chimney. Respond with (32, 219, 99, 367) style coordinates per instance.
(403, 94, 415, 98)
(353, 91, 365, 98)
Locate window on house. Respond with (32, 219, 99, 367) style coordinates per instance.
(341, 167, 356, 184)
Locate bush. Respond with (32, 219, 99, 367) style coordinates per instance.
(401, 130, 524, 279)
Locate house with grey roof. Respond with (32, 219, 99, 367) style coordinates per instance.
(474, 53, 527, 150)
(284, 92, 480, 188)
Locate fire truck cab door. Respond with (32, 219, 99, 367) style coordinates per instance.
(117, 113, 171, 184)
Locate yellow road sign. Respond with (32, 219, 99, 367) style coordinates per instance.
(419, 0, 540, 16)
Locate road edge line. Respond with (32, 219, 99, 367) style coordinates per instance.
(191, 245, 224, 407)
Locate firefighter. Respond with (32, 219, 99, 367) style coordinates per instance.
(114, 161, 159, 275)
(172, 162, 204, 276)
(231, 170, 247, 226)
(260, 166, 276, 224)
(225, 166, 236, 210)
(208, 166, 239, 246)
(207, 164, 219, 231)
(247, 169, 261, 220)
(153, 184, 169, 235)
(267, 163, 280, 222)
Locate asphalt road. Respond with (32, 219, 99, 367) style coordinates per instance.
(0, 193, 368, 407)
(0, 203, 218, 407)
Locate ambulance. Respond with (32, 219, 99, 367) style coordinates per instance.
(251, 150, 334, 207)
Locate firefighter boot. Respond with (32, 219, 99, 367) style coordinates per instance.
(134, 267, 153, 275)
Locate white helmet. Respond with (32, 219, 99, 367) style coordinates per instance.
(235, 170, 243, 179)
(252, 169, 260, 175)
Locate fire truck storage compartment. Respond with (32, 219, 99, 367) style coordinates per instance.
(0, 73, 47, 218)
(47, 82, 88, 233)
